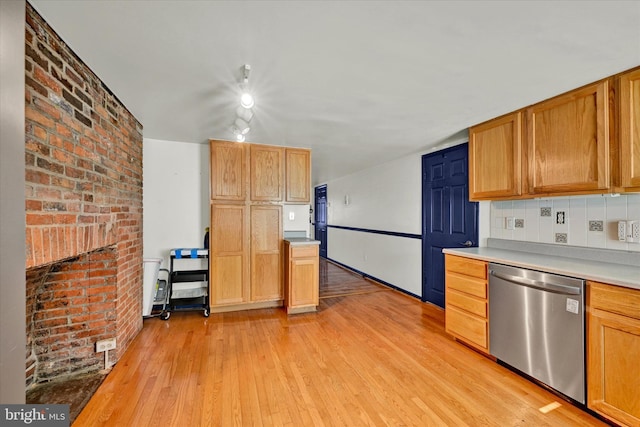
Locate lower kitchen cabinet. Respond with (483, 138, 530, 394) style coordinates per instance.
(444, 254, 489, 354)
(587, 281, 640, 427)
(284, 241, 319, 314)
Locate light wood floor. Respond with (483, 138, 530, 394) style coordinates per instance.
(73, 259, 605, 426)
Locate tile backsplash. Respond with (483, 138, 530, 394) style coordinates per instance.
(490, 194, 640, 252)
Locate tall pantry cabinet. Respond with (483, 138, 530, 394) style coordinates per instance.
(209, 139, 311, 312)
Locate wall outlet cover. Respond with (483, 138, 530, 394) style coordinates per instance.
(588, 220, 603, 232)
(555, 233, 568, 244)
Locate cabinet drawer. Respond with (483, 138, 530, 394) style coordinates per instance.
(291, 245, 318, 259)
(589, 281, 640, 320)
(446, 273, 487, 299)
(447, 289, 487, 318)
(446, 306, 488, 349)
(446, 255, 486, 279)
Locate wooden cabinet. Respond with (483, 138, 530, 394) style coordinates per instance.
(209, 140, 311, 313)
(618, 69, 640, 192)
(469, 111, 524, 200)
(527, 80, 611, 195)
(250, 205, 283, 302)
(250, 144, 284, 202)
(587, 281, 640, 427)
(284, 241, 319, 314)
(210, 140, 246, 201)
(209, 204, 248, 306)
(444, 254, 489, 354)
(285, 148, 311, 203)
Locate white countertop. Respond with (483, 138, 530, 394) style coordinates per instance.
(284, 238, 321, 246)
(443, 247, 640, 290)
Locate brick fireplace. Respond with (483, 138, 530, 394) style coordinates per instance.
(25, 3, 143, 387)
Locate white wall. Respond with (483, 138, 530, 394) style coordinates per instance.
(143, 138, 210, 268)
(324, 138, 488, 298)
(0, 0, 26, 403)
(491, 194, 640, 252)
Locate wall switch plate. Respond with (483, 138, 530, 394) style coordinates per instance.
(628, 220, 640, 243)
(289, 211, 295, 221)
(505, 217, 515, 230)
(618, 221, 627, 241)
(96, 338, 116, 353)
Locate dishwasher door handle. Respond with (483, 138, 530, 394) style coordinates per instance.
(489, 270, 582, 295)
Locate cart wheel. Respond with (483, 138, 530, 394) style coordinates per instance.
(160, 311, 171, 320)
(203, 308, 209, 317)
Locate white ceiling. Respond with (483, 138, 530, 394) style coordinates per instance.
(29, 1, 640, 185)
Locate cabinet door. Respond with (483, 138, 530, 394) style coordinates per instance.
(210, 140, 246, 201)
(619, 69, 640, 191)
(469, 112, 523, 200)
(285, 148, 311, 203)
(210, 204, 248, 306)
(250, 144, 284, 201)
(250, 205, 282, 301)
(588, 308, 640, 426)
(290, 256, 319, 307)
(527, 80, 610, 194)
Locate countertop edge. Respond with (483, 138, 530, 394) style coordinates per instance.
(284, 238, 321, 246)
(443, 247, 640, 291)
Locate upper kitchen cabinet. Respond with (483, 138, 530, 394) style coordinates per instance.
(618, 68, 640, 192)
(527, 80, 611, 195)
(210, 140, 246, 201)
(250, 144, 284, 202)
(285, 148, 311, 203)
(469, 111, 524, 200)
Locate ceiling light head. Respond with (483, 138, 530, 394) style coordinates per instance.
(240, 92, 254, 109)
(236, 133, 245, 142)
(234, 118, 250, 135)
(236, 106, 254, 122)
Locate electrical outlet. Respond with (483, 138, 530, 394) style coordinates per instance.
(555, 233, 568, 244)
(618, 221, 627, 241)
(628, 220, 640, 243)
(588, 220, 603, 232)
(96, 338, 116, 353)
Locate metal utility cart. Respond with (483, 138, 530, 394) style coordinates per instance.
(160, 248, 210, 320)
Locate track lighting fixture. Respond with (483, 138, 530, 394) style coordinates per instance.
(230, 64, 255, 142)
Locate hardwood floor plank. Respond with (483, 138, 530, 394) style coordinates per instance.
(73, 259, 605, 426)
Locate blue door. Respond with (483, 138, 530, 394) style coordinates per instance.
(314, 185, 327, 258)
(422, 144, 478, 307)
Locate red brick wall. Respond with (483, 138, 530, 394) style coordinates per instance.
(24, 3, 143, 380)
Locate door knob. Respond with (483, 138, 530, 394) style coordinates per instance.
(460, 240, 473, 247)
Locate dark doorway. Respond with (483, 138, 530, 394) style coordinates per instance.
(422, 144, 478, 307)
(314, 185, 328, 258)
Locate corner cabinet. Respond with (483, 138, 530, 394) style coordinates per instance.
(285, 148, 311, 203)
(469, 111, 523, 200)
(587, 281, 640, 427)
(284, 241, 319, 314)
(444, 254, 489, 355)
(618, 69, 640, 192)
(527, 80, 611, 195)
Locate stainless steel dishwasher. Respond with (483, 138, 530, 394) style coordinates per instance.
(489, 263, 586, 404)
